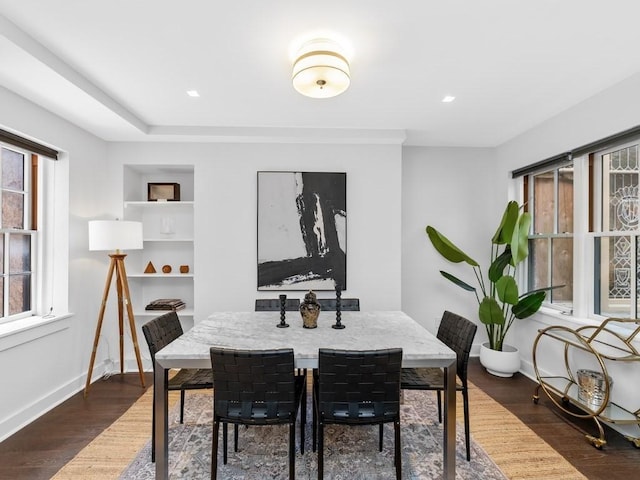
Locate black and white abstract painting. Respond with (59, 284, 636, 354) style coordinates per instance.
(257, 171, 346, 290)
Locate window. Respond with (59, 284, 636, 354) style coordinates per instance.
(0, 144, 35, 322)
(592, 141, 640, 317)
(519, 125, 640, 322)
(526, 163, 574, 311)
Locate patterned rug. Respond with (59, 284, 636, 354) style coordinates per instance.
(120, 389, 507, 479)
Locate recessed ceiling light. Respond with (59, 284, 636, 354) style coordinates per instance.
(442, 95, 456, 103)
(186, 90, 200, 97)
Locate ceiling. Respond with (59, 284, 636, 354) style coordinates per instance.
(1, 1, 640, 147)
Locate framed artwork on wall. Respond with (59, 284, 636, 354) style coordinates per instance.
(257, 171, 346, 291)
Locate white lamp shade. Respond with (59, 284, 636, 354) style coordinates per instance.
(292, 38, 350, 99)
(88, 220, 143, 252)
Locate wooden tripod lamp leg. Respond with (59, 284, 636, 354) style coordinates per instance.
(84, 257, 117, 397)
(116, 257, 146, 388)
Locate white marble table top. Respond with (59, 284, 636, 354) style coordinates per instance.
(155, 310, 455, 369)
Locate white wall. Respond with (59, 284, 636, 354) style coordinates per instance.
(0, 86, 108, 441)
(105, 141, 403, 359)
(401, 147, 497, 339)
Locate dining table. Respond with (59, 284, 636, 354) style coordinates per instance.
(154, 310, 457, 479)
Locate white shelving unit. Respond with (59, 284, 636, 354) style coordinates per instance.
(123, 165, 195, 330)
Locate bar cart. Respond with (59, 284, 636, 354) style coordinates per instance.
(532, 318, 640, 448)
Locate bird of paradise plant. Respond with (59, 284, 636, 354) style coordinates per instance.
(427, 201, 555, 351)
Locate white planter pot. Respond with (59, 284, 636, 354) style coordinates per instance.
(479, 342, 520, 377)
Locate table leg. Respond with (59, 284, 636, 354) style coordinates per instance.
(443, 359, 456, 479)
(155, 363, 169, 479)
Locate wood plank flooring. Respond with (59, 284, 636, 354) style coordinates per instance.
(0, 362, 637, 479)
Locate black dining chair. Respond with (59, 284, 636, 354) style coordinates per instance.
(314, 348, 403, 480)
(316, 298, 360, 311)
(400, 310, 477, 460)
(255, 298, 301, 311)
(142, 311, 214, 462)
(209, 347, 306, 480)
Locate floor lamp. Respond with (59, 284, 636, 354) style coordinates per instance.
(84, 220, 146, 397)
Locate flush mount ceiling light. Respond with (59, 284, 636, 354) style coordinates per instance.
(292, 38, 350, 99)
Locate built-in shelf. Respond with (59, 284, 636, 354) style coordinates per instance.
(123, 164, 195, 331)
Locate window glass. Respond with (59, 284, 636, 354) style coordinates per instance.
(595, 143, 640, 317)
(0, 145, 34, 322)
(528, 164, 574, 310)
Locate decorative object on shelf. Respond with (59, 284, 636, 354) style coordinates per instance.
(162, 264, 172, 273)
(332, 285, 345, 329)
(148, 182, 180, 202)
(577, 369, 613, 409)
(160, 216, 175, 235)
(84, 219, 146, 396)
(145, 298, 186, 311)
(426, 201, 561, 375)
(179, 265, 189, 274)
(257, 171, 346, 291)
(300, 290, 320, 329)
(277, 294, 289, 328)
(292, 37, 351, 99)
(144, 261, 157, 274)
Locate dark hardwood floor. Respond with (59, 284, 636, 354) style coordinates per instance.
(0, 372, 153, 480)
(468, 359, 639, 479)
(0, 362, 637, 479)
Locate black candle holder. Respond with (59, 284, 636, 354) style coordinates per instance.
(332, 286, 345, 329)
(277, 294, 289, 328)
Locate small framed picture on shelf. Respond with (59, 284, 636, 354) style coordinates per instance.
(148, 183, 180, 201)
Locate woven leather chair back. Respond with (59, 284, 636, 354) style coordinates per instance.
(437, 310, 477, 384)
(254, 298, 301, 311)
(317, 348, 402, 423)
(316, 298, 360, 311)
(210, 348, 298, 424)
(142, 311, 183, 365)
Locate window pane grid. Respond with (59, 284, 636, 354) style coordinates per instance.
(528, 164, 574, 310)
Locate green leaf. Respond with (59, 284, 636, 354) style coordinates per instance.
(440, 271, 476, 292)
(512, 291, 546, 319)
(426, 226, 478, 266)
(479, 297, 505, 326)
(491, 201, 519, 245)
(510, 211, 531, 265)
(488, 246, 512, 282)
(496, 275, 519, 305)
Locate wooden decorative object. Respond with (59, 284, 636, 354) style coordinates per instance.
(144, 261, 157, 274)
(162, 264, 172, 273)
(148, 183, 180, 201)
(179, 265, 189, 273)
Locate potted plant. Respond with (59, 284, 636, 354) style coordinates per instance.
(426, 201, 554, 377)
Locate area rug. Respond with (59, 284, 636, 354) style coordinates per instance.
(119, 389, 506, 479)
(53, 381, 587, 479)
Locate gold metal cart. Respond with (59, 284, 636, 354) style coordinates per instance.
(532, 318, 640, 448)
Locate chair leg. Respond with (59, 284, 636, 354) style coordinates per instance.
(436, 390, 442, 423)
(289, 422, 296, 480)
(180, 389, 185, 423)
(223, 423, 228, 464)
(312, 390, 317, 452)
(463, 388, 471, 461)
(151, 390, 156, 462)
(379, 423, 383, 452)
(234, 424, 239, 452)
(301, 375, 306, 455)
(317, 421, 324, 480)
(211, 419, 220, 480)
(394, 419, 401, 480)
